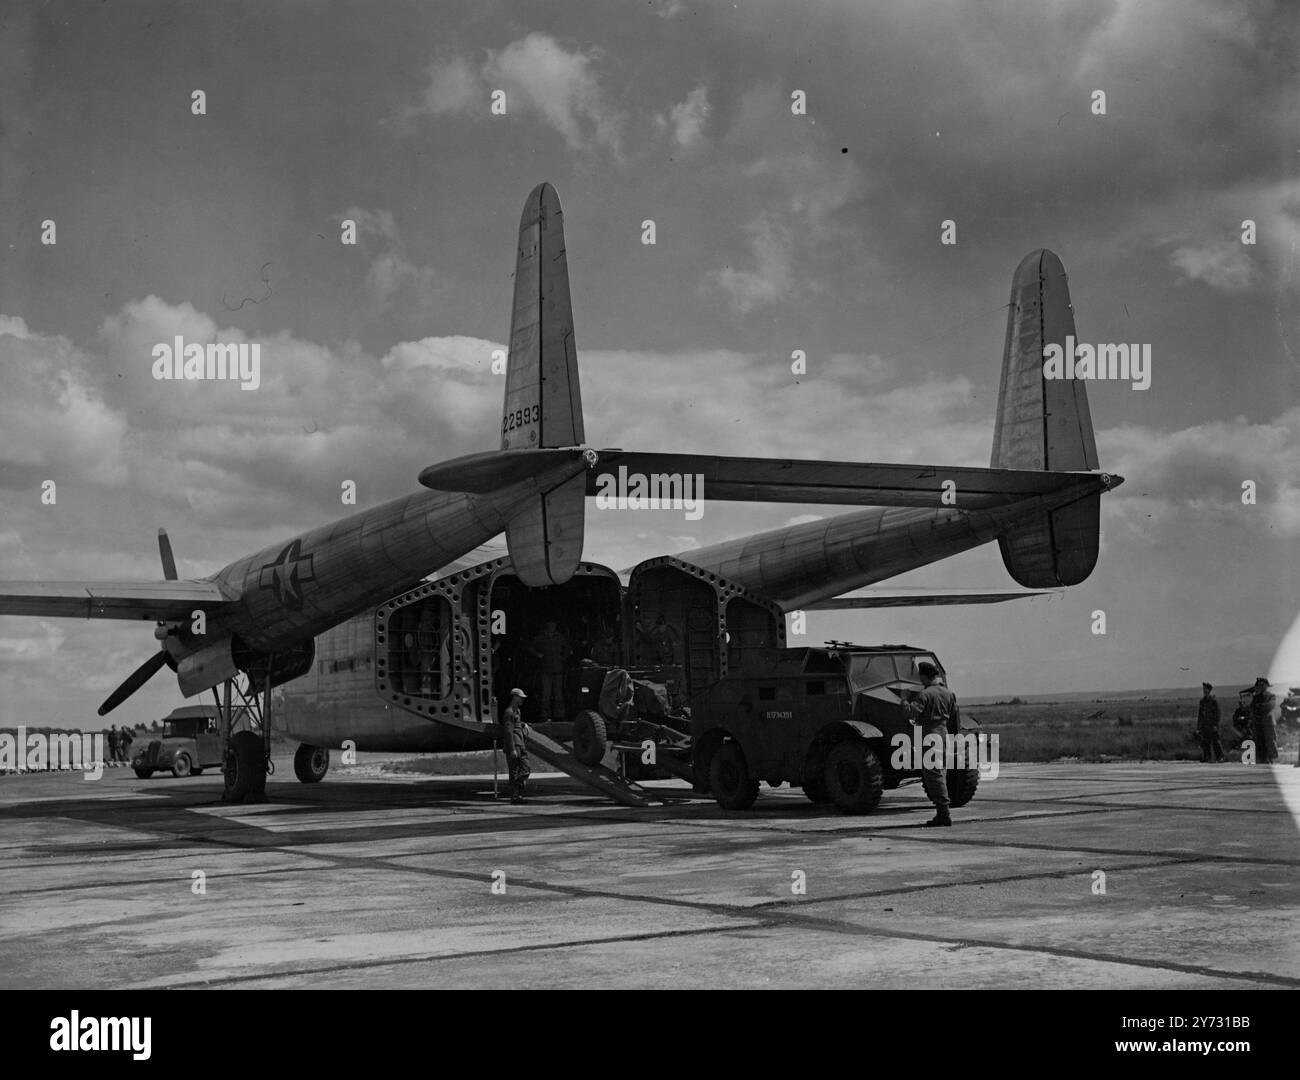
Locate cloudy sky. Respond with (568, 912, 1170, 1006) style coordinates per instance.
(1, 0, 1297, 725)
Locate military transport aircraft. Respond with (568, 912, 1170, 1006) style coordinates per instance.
(0, 182, 1121, 802)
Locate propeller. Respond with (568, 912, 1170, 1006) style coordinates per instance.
(97, 528, 182, 717)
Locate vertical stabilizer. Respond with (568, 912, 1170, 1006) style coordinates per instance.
(992, 250, 1101, 586)
(501, 183, 586, 585)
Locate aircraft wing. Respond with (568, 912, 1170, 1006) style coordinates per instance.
(418, 448, 1115, 508)
(802, 586, 1060, 610)
(0, 580, 234, 620)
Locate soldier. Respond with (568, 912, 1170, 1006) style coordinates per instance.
(904, 661, 957, 827)
(527, 621, 570, 721)
(499, 688, 531, 804)
(119, 725, 134, 763)
(590, 626, 619, 666)
(1249, 677, 1278, 764)
(641, 614, 679, 666)
(1197, 682, 1223, 762)
(106, 725, 120, 766)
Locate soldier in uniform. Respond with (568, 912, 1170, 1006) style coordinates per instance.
(903, 661, 957, 827)
(640, 614, 679, 666)
(1249, 677, 1278, 764)
(499, 688, 531, 804)
(528, 621, 571, 721)
(1197, 682, 1223, 762)
(106, 725, 120, 766)
(118, 725, 134, 763)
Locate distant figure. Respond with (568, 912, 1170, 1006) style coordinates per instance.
(1249, 677, 1278, 764)
(904, 661, 956, 827)
(641, 614, 679, 666)
(499, 688, 531, 804)
(528, 621, 571, 721)
(107, 726, 120, 766)
(1197, 682, 1223, 762)
(118, 726, 134, 763)
(590, 627, 619, 666)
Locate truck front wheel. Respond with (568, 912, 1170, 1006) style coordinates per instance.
(946, 767, 980, 807)
(825, 741, 883, 814)
(709, 742, 759, 810)
(294, 743, 330, 783)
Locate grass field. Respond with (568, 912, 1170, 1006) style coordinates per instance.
(965, 695, 1299, 763)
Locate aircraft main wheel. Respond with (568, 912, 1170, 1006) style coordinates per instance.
(133, 767, 153, 780)
(572, 710, 608, 766)
(709, 742, 759, 810)
(946, 767, 980, 808)
(172, 755, 192, 778)
(294, 743, 330, 783)
(224, 731, 266, 802)
(825, 741, 883, 814)
(803, 773, 832, 804)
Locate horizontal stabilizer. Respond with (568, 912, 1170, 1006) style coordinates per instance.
(0, 580, 233, 621)
(419, 447, 589, 493)
(588, 451, 1113, 509)
(802, 586, 1058, 610)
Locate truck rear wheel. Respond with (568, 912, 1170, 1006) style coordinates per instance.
(709, 742, 759, 810)
(825, 741, 883, 814)
(294, 743, 330, 783)
(572, 710, 609, 766)
(172, 754, 192, 778)
(803, 773, 832, 804)
(946, 767, 980, 808)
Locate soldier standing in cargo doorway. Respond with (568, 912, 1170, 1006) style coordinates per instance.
(1250, 677, 1278, 764)
(528, 621, 571, 721)
(1197, 682, 1223, 762)
(904, 661, 956, 827)
(499, 688, 531, 804)
(641, 614, 679, 665)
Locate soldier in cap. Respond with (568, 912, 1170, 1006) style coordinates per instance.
(1249, 677, 1278, 764)
(499, 688, 531, 803)
(1197, 682, 1223, 762)
(903, 661, 957, 827)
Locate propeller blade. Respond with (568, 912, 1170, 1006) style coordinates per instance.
(157, 528, 178, 580)
(97, 650, 168, 716)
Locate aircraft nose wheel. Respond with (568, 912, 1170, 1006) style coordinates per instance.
(223, 730, 268, 803)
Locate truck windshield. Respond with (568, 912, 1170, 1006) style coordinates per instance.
(846, 654, 898, 690)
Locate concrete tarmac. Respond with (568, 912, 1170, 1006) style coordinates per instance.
(1, 757, 1297, 989)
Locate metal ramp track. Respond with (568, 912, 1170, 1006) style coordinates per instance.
(524, 729, 667, 807)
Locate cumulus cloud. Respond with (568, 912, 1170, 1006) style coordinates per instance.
(1100, 407, 1300, 541)
(708, 216, 794, 314)
(1169, 241, 1255, 292)
(656, 85, 710, 150)
(407, 33, 623, 153)
(341, 207, 438, 312)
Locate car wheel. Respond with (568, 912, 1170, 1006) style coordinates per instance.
(133, 767, 153, 780)
(172, 755, 192, 778)
(294, 743, 330, 783)
(825, 741, 884, 814)
(709, 741, 759, 810)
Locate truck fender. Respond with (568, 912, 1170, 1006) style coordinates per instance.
(801, 720, 883, 784)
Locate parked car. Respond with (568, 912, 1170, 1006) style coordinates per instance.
(132, 705, 248, 779)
